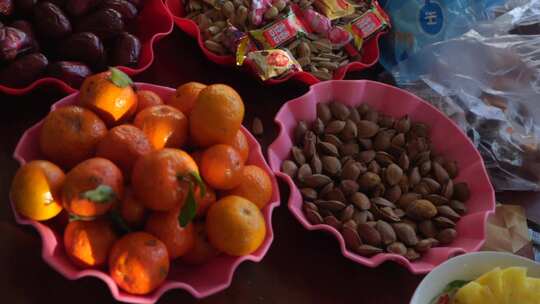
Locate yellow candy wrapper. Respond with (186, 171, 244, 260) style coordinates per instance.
(314, 0, 355, 20)
(236, 35, 258, 66)
(247, 49, 302, 81)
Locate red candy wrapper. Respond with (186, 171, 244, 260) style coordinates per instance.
(303, 8, 331, 35)
(302, 8, 351, 48)
(345, 1, 390, 50)
(328, 26, 351, 47)
(247, 49, 301, 80)
(249, 6, 309, 49)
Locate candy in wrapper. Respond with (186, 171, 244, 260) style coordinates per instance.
(249, 7, 308, 49)
(222, 24, 246, 53)
(236, 35, 258, 65)
(344, 3, 389, 50)
(328, 26, 351, 48)
(249, 0, 273, 27)
(302, 8, 351, 48)
(314, 0, 355, 20)
(247, 49, 301, 80)
(303, 8, 331, 35)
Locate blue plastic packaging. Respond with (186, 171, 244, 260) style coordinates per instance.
(380, 0, 504, 78)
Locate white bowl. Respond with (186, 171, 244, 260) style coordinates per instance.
(411, 251, 540, 304)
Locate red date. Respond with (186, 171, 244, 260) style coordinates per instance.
(0, 53, 48, 87)
(0, 27, 32, 62)
(76, 8, 124, 39)
(0, 0, 14, 16)
(47, 61, 92, 87)
(110, 32, 140, 67)
(34, 2, 72, 39)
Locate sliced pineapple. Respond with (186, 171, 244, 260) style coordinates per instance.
(454, 281, 500, 304)
(476, 267, 503, 300)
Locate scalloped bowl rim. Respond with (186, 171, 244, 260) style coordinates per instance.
(0, 0, 175, 95)
(164, 0, 387, 85)
(267, 80, 495, 274)
(11, 83, 281, 303)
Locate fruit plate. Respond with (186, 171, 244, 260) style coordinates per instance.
(164, 0, 386, 85)
(267, 80, 495, 274)
(12, 83, 281, 303)
(411, 251, 540, 304)
(0, 0, 174, 96)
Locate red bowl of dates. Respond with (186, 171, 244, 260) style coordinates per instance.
(165, 0, 388, 85)
(0, 0, 173, 95)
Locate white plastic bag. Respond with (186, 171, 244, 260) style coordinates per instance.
(395, 0, 540, 191)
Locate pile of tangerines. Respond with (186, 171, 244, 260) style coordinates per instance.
(10, 68, 273, 295)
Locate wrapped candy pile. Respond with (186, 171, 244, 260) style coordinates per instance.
(185, 0, 390, 80)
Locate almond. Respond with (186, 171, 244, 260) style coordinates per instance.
(281, 160, 297, 178)
(357, 120, 379, 138)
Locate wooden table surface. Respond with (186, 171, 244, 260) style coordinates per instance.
(0, 29, 524, 304)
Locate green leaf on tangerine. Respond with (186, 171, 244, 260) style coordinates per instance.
(178, 184, 197, 227)
(109, 67, 133, 88)
(81, 185, 115, 204)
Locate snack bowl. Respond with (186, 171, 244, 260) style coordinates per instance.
(411, 251, 540, 304)
(267, 80, 495, 274)
(165, 0, 386, 85)
(12, 83, 280, 303)
(0, 0, 174, 95)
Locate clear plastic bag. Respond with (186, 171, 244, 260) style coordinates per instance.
(394, 0, 540, 191)
(379, 0, 504, 76)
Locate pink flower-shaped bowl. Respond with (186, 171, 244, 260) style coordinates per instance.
(12, 83, 280, 303)
(0, 0, 174, 95)
(267, 80, 495, 274)
(164, 0, 387, 85)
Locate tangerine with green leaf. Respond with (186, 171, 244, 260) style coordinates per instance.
(144, 208, 195, 259)
(109, 232, 169, 295)
(131, 148, 202, 213)
(64, 219, 117, 268)
(79, 68, 138, 127)
(62, 157, 124, 218)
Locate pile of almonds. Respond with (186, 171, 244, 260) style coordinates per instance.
(281, 102, 471, 260)
(184, 0, 371, 80)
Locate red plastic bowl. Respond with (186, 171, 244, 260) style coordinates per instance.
(267, 80, 496, 274)
(165, 0, 387, 85)
(0, 0, 174, 95)
(12, 83, 280, 303)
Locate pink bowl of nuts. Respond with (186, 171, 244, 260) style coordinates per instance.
(12, 83, 280, 303)
(267, 80, 495, 274)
